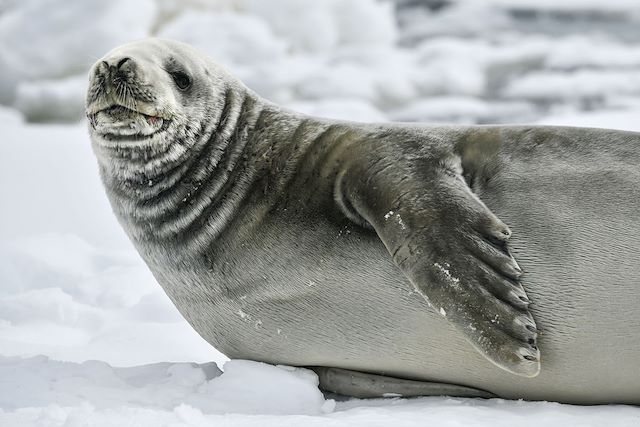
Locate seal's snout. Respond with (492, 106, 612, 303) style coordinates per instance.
(86, 50, 171, 142)
(92, 55, 138, 91)
(99, 56, 136, 81)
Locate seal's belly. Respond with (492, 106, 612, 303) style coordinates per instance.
(190, 221, 437, 365)
(162, 205, 638, 404)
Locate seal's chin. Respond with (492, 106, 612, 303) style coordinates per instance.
(89, 105, 171, 142)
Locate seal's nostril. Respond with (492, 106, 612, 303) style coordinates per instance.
(101, 61, 109, 69)
(117, 57, 131, 70)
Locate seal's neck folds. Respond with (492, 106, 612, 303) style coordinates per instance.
(96, 86, 264, 254)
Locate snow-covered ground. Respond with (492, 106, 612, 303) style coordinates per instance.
(2, 0, 640, 425)
(2, 355, 639, 427)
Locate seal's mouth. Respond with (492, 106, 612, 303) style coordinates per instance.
(88, 104, 171, 142)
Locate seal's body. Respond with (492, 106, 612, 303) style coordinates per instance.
(87, 39, 640, 405)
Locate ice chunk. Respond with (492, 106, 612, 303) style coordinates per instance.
(15, 75, 87, 123)
(158, 10, 287, 65)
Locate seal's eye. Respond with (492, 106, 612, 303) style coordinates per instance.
(171, 71, 191, 90)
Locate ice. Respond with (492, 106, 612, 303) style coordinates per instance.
(331, 0, 397, 47)
(240, 0, 396, 53)
(0, 0, 157, 104)
(3, 0, 640, 126)
(0, 124, 126, 248)
(545, 36, 640, 69)
(503, 70, 640, 103)
(296, 62, 380, 102)
(538, 109, 640, 132)
(480, 0, 640, 12)
(0, 355, 639, 426)
(0, 105, 22, 124)
(158, 10, 287, 66)
(193, 360, 330, 415)
(0, 123, 225, 368)
(15, 75, 87, 122)
(390, 96, 535, 124)
(0, 357, 327, 415)
(0, 232, 225, 367)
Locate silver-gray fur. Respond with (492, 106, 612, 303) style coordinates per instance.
(87, 39, 640, 405)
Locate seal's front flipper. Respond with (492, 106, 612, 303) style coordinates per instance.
(335, 138, 540, 377)
(311, 367, 495, 399)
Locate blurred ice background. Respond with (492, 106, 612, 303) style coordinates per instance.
(5, 0, 640, 126)
(1, 1, 640, 425)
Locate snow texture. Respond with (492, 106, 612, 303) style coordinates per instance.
(1, 355, 639, 425)
(2, 0, 640, 425)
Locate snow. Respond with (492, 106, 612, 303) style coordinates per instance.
(479, 0, 640, 12)
(158, 10, 288, 65)
(503, 70, 640, 103)
(15, 75, 87, 122)
(0, 124, 224, 367)
(389, 96, 536, 124)
(0, 357, 330, 415)
(2, 0, 640, 425)
(240, 0, 397, 53)
(539, 110, 640, 132)
(0, 0, 157, 104)
(1, 356, 639, 426)
(6, 0, 640, 125)
(0, 105, 22, 124)
(285, 98, 388, 122)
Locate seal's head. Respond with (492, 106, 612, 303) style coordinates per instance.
(87, 39, 261, 244)
(86, 38, 239, 180)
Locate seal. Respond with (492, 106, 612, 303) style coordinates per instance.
(87, 39, 640, 404)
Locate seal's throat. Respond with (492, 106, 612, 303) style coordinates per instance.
(100, 88, 265, 252)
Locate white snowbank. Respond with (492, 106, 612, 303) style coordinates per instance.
(0, 124, 125, 248)
(0, 355, 639, 427)
(503, 70, 640, 102)
(285, 98, 388, 123)
(159, 10, 287, 66)
(480, 0, 640, 12)
(0, 232, 226, 367)
(196, 361, 333, 415)
(0, 105, 23, 124)
(15, 75, 87, 122)
(3, 0, 640, 126)
(390, 96, 535, 123)
(538, 109, 640, 132)
(0, 357, 331, 415)
(545, 36, 640, 69)
(239, 0, 397, 53)
(0, 123, 225, 367)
